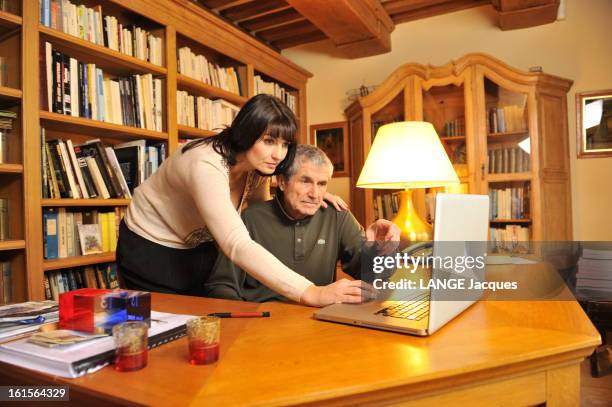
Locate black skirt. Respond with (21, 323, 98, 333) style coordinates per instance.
(116, 221, 218, 296)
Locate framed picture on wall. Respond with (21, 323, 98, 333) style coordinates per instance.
(576, 89, 612, 158)
(310, 121, 349, 177)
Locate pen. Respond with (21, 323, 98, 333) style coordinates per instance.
(207, 312, 270, 318)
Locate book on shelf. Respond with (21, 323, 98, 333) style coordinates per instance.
(441, 117, 465, 137)
(177, 46, 242, 95)
(489, 225, 530, 252)
(43, 43, 164, 131)
(105, 147, 132, 199)
(0, 311, 192, 378)
(488, 146, 530, 174)
(488, 105, 527, 134)
(254, 75, 296, 114)
(85, 156, 110, 199)
(45, 263, 121, 301)
(488, 185, 530, 220)
(372, 191, 400, 220)
(176, 91, 239, 131)
(39, 0, 163, 66)
(41, 132, 143, 200)
(0, 130, 6, 164)
(77, 223, 103, 255)
(113, 140, 166, 193)
(0, 261, 11, 304)
(0, 197, 7, 240)
(43, 208, 124, 260)
(79, 140, 124, 198)
(0, 110, 17, 130)
(0, 56, 7, 87)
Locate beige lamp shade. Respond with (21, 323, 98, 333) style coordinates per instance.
(357, 121, 459, 189)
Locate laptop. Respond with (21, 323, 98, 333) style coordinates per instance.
(313, 193, 490, 336)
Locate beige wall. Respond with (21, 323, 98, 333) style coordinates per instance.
(283, 0, 612, 240)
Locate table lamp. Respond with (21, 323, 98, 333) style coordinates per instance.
(357, 121, 459, 242)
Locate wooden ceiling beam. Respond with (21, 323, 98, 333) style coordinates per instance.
(221, 0, 290, 22)
(198, 0, 252, 11)
(492, 0, 559, 30)
(273, 31, 328, 49)
(240, 9, 306, 33)
(382, 0, 457, 15)
(387, 0, 489, 24)
(257, 20, 320, 42)
(286, 0, 395, 58)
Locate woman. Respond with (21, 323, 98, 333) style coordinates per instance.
(117, 94, 373, 306)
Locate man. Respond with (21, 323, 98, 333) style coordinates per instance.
(204, 145, 399, 302)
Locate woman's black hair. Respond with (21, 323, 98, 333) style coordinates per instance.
(182, 94, 298, 176)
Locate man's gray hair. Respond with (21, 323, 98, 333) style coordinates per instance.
(283, 144, 333, 179)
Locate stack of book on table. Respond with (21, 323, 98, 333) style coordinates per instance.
(0, 301, 59, 341)
(577, 246, 612, 296)
(0, 311, 193, 378)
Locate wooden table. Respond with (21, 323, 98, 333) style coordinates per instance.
(0, 292, 601, 406)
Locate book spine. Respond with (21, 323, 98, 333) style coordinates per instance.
(43, 208, 59, 259)
(2, 262, 10, 303)
(76, 142, 115, 197)
(85, 157, 110, 199)
(47, 140, 70, 198)
(66, 211, 74, 256)
(58, 140, 81, 199)
(74, 154, 98, 198)
(52, 50, 63, 113)
(66, 139, 88, 199)
(62, 54, 71, 115)
(90, 142, 122, 198)
(44, 142, 60, 198)
(41, 128, 49, 199)
(57, 208, 67, 258)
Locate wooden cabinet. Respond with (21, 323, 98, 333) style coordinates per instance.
(345, 53, 573, 242)
(1, 0, 310, 302)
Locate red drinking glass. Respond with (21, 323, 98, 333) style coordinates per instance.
(112, 321, 148, 372)
(186, 316, 220, 365)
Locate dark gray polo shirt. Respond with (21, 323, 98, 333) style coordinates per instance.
(204, 193, 364, 302)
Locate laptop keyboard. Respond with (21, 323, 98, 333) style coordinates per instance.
(375, 292, 430, 321)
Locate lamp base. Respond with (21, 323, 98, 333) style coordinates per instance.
(392, 190, 432, 243)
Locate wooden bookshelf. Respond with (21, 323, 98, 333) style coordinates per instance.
(43, 252, 116, 271)
(440, 136, 466, 142)
(0, 85, 21, 99)
(487, 130, 529, 142)
(487, 172, 532, 182)
(41, 199, 130, 207)
(39, 25, 167, 76)
(0, 10, 22, 28)
(40, 111, 168, 140)
(14, 0, 310, 301)
(177, 74, 247, 106)
(0, 240, 26, 251)
(0, 164, 23, 173)
(177, 125, 216, 139)
(490, 219, 532, 224)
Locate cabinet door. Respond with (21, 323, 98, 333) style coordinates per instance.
(478, 70, 534, 249)
(418, 75, 473, 223)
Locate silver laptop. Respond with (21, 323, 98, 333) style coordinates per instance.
(313, 193, 490, 336)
